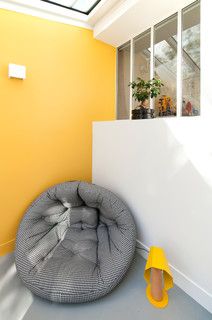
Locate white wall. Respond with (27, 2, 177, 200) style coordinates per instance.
(92, 0, 212, 313)
(94, 0, 194, 46)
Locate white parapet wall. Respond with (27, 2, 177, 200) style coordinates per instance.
(92, 117, 212, 312)
(92, 1, 212, 313)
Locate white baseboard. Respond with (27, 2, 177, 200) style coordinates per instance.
(136, 240, 212, 314)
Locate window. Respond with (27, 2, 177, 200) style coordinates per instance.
(117, 0, 200, 119)
(182, 1, 200, 116)
(154, 14, 177, 117)
(133, 30, 151, 109)
(41, 0, 101, 14)
(117, 42, 131, 120)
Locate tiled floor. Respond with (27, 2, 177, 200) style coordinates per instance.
(0, 253, 211, 320)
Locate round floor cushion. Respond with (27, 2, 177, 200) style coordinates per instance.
(15, 181, 136, 303)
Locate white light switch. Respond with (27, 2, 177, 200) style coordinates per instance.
(8, 64, 26, 79)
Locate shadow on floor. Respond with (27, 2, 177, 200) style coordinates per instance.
(0, 254, 211, 320)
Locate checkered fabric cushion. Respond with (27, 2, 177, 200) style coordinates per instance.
(15, 181, 136, 303)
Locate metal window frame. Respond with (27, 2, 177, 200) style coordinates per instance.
(150, 26, 154, 110)
(41, 0, 101, 15)
(129, 38, 134, 119)
(177, 10, 182, 117)
(116, 0, 201, 120)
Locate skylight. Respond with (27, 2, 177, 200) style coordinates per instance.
(41, 0, 101, 14)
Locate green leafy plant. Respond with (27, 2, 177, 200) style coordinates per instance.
(129, 78, 164, 105)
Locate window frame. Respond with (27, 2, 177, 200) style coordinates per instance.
(41, 0, 102, 15)
(116, 0, 200, 120)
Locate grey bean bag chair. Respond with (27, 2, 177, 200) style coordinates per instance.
(15, 181, 136, 303)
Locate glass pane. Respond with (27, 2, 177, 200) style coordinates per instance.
(133, 29, 151, 110)
(117, 43, 130, 120)
(182, 1, 200, 116)
(72, 0, 98, 12)
(154, 14, 177, 117)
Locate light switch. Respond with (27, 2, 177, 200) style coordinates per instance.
(8, 64, 26, 79)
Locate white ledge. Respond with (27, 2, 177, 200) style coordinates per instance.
(0, 0, 92, 29)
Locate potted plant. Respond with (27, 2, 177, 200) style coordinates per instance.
(129, 78, 164, 119)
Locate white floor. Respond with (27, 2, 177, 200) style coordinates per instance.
(0, 253, 211, 320)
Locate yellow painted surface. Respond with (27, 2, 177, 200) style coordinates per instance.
(0, 9, 116, 255)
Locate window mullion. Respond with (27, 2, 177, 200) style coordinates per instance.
(150, 26, 154, 110)
(177, 9, 182, 117)
(129, 38, 134, 120)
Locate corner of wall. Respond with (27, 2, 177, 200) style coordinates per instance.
(0, 239, 15, 256)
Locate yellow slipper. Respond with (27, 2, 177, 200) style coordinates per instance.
(144, 246, 173, 308)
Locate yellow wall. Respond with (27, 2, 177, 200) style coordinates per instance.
(0, 9, 116, 255)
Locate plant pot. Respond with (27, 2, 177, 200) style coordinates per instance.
(132, 106, 154, 120)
